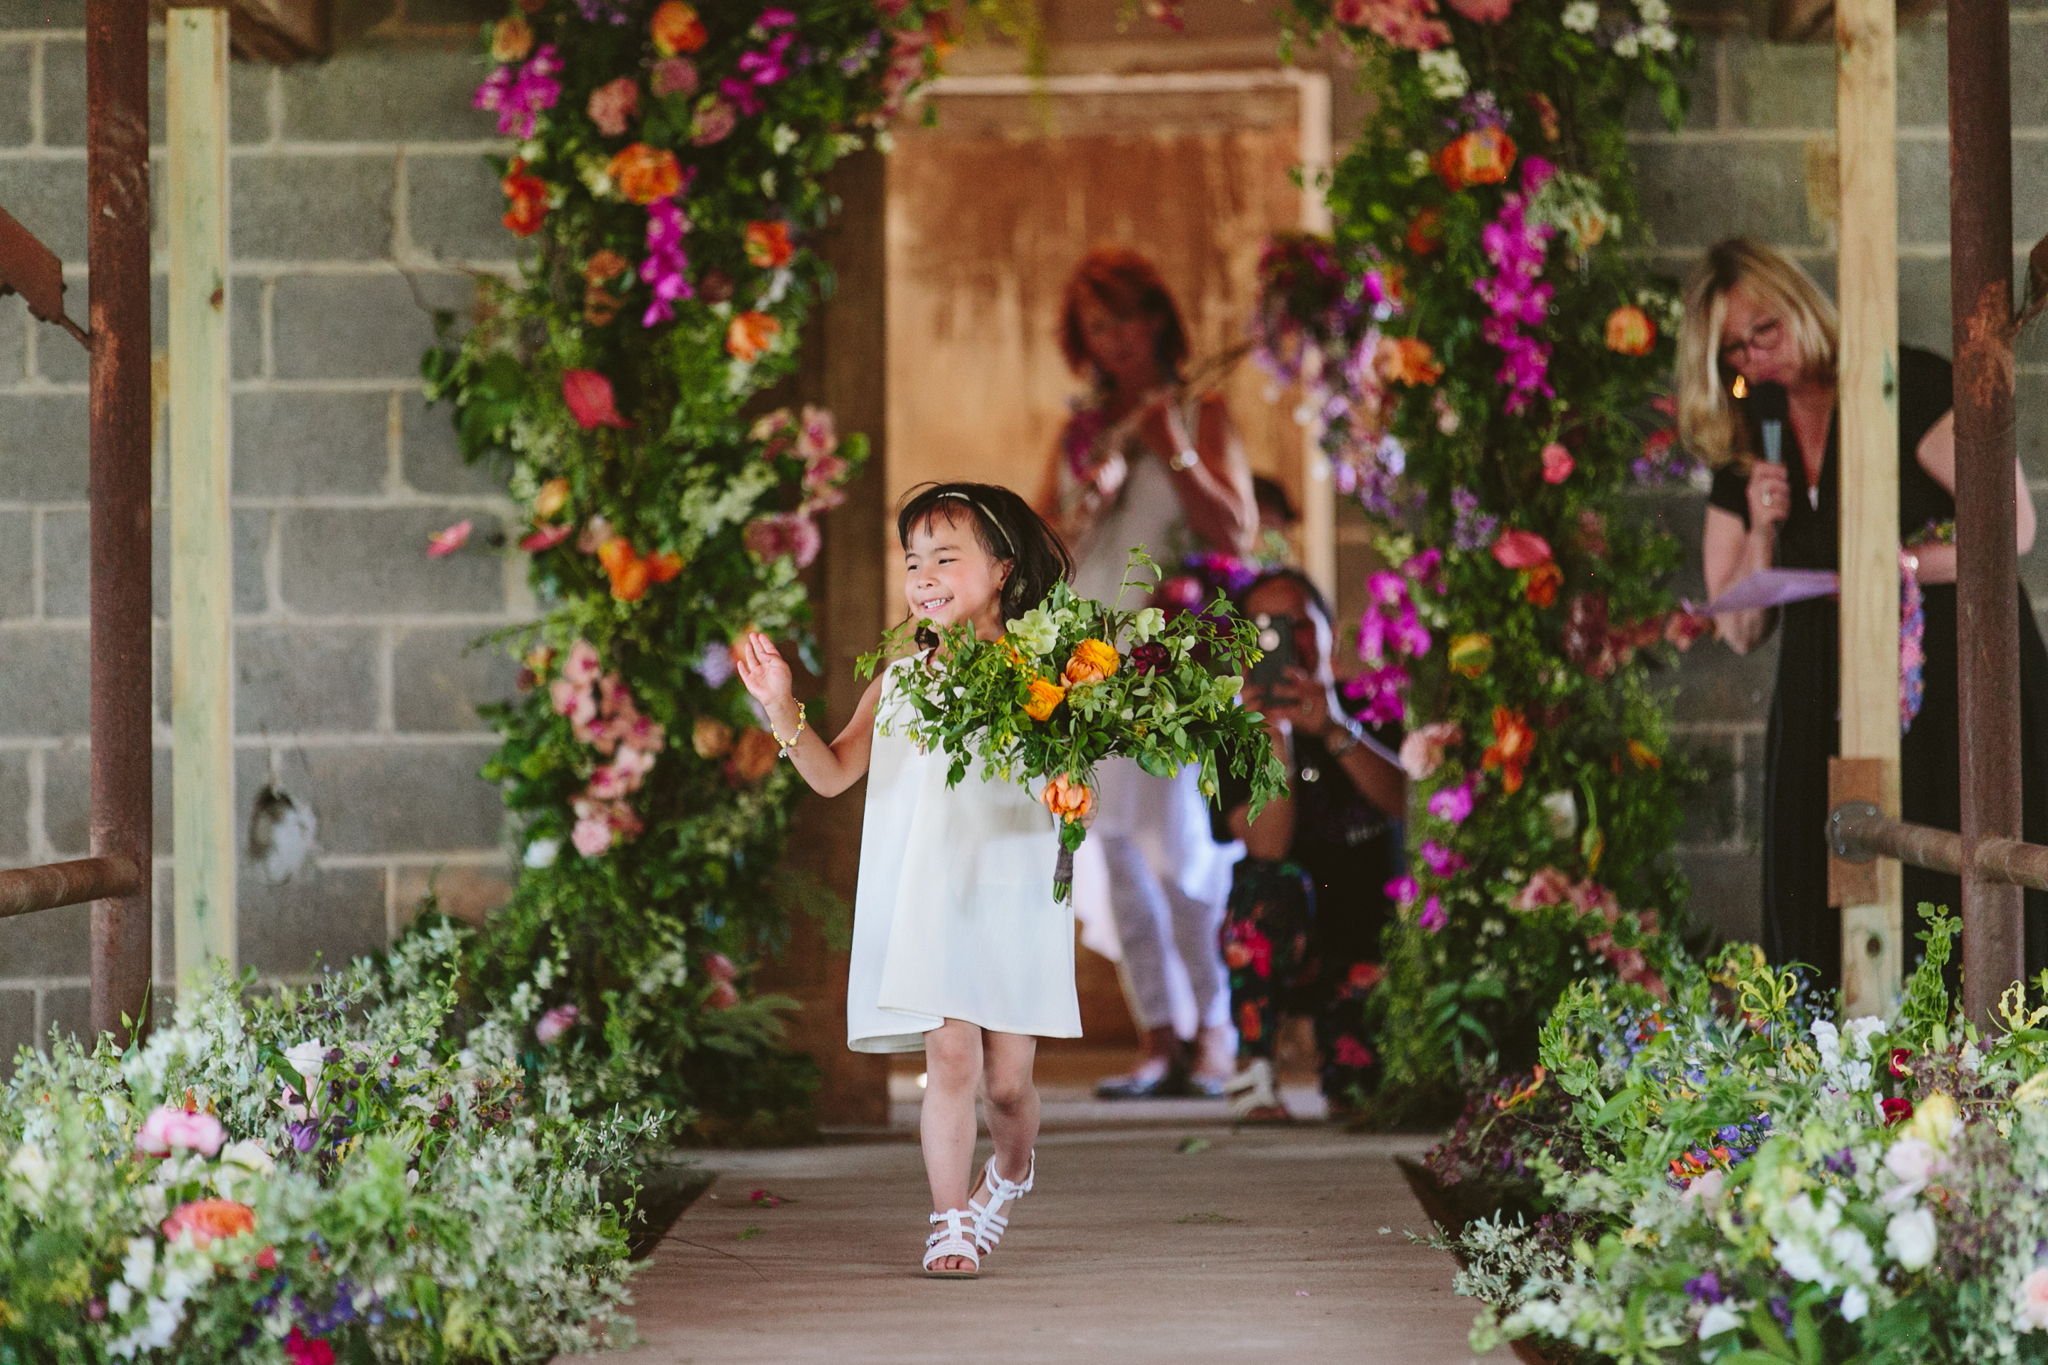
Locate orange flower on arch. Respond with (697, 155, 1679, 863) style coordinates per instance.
(1376, 336, 1444, 387)
(726, 311, 781, 362)
(1482, 706, 1535, 794)
(1405, 206, 1445, 256)
(1436, 127, 1516, 192)
(1605, 305, 1657, 356)
(743, 220, 795, 269)
(650, 0, 708, 55)
(500, 159, 549, 238)
(1522, 561, 1563, 607)
(607, 143, 684, 205)
(161, 1198, 256, 1249)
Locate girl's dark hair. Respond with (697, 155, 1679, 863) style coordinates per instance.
(1233, 566, 1332, 626)
(896, 482, 1074, 631)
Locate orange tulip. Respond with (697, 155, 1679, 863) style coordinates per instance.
(1376, 335, 1444, 387)
(1062, 638, 1120, 686)
(608, 143, 684, 205)
(743, 220, 795, 269)
(1482, 706, 1536, 795)
(1023, 677, 1066, 722)
(1436, 127, 1516, 192)
(1605, 305, 1656, 356)
(1040, 773, 1093, 824)
(1523, 561, 1563, 608)
(726, 311, 781, 362)
(1405, 206, 1444, 255)
(645, 550, 684, 583)
(651, 0, 708, 55)
(500, 160, 549, 238)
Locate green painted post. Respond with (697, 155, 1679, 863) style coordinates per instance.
(167, 8, 237, 983)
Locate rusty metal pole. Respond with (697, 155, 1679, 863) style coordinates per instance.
(1949, 0, 2023, 1029)
(86, 0, 154, 1043)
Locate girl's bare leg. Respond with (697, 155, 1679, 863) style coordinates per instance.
(979, 1031, 1040, 1191)
(921, 1018, 983, 1272)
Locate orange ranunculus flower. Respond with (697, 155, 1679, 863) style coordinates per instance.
(1062, 638, 1120, 686)
(743, 220, 795, 269)
(597, 536, 647, 601)
(608, 143, 684, 205)
(1436, 126, 1516, 192)
(1627, 739, 1662, 769)
(692, 716, 734, 759)
(1523, 561, 1563, 608)
(645, 550, 684, 583)
(500, 160, 549, 238)
(726, 311, 781, 362)
(1482, 706, 1536, 795)
(162, 1198, 256, 1249)
(651, 0, 708, 55)
(1022, 677, 1067, 722)
(490, 15, 534, 62)
(534, 477, 571, 520)
(1605, 304, 1657, 356)
(1040, 773, 1093, 825)
(726, 727, 780, 785)
(1405, 206, 1444, 255)
(584, 249, 629, 284)
(1376, 335, 1444, 387)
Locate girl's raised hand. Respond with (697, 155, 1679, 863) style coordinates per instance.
(733, 632, 794, 708)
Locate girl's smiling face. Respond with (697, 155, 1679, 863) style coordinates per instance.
(903, 507, 1013, 641)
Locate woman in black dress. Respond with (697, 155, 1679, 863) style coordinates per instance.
(1684, 238, 2048, 993)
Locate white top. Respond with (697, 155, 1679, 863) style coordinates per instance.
(1071, 441, 1190, 608)
(845, 657, 1083, 1053)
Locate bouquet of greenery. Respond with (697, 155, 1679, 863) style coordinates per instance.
(858, 551, 1288, 901)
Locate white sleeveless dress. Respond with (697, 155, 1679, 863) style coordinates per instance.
(845, 656, 1083, 1054)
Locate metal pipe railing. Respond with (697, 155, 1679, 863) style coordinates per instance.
(0, 857, 143, 922)
(1830, 803, 2048, 897)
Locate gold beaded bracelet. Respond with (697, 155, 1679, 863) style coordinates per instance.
(772, 702, 807, 758)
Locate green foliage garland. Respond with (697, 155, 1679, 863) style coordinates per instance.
(1254, 0, 1703, 1114)
(421, 0, 946, 1138)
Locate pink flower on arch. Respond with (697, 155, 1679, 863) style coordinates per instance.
(1385, 874, 1420, 906)
(1512, 866, 1574, 910)
(1427, 780, 1475, 826)
(641, 198, 695, 327)
(1420, 840, 1468, 876)
(743, 511, 822, 568)
(1491, 529, 1553, 569)
(135, 1106, 226, 1158)
(1541, 442, 1575, 484)
(564, 640, 602, 686)
(586, 76, 640, 137)
(1419, 896, 1448, 933)
(562, 369, 631, 429)
(535, 1004, 579, 1045)
(1333, 1035, 1375, 1069)
(426, 520, 473, 558)
(1448, 0, 1516, 19)
(650, 57, 699, 98)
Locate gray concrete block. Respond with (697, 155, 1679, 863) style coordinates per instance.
(280, 49, 493, 143)
(40, 986, 88, 1047)
(1626, 39, 1716, 133)
(0, 628, 87, 737)
(1678, 849, 1762, 949)
(233, 390, 391, 497)
(1738, 728, 1767, 845)
(42, 505, 267, 620)
(302, 741, 502, 853)
(0, 295, 25, 381)
(0, 157, 87, 264)
(0, 510, 30, 620)
(1673, 631, 1778, 725)
(2021, 372, 2048, 483)
(0, 902, 89, 977)
(405, 152, 520, 264)
(92, 44, 276, 149)
(278, 507, 504, 615)
(271, 271, 474, 382)
(1899, 255, 1952, 357)
(1722, 36, 1833, 130)
(0, 991, 32, 1074)
(1675, 730, 1739, 845)
(233, 155, 396, 262)
(29, 272, 151, 385)
(400, 388, 499, 494)
(43, 743, 171, 857)
(1896, 28, 1947, 129)
(1633, 139, 1817, 252)
(1897, 138, 1951, 249)
(0, 749, 26, 861)
(236, 624, 381, 734)
(391, 624, 516, 732)
(238, 863, 388, 976)
(0, 45, 29, 147)
(2017, 22, 2048, 130)
(0, 393, 89, 500)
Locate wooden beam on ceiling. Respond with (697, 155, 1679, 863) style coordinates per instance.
(149, 0, 329, 63)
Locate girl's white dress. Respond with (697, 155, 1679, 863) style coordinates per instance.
(845, 656, 1083, 1053)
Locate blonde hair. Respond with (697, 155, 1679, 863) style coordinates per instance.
(1677, 239, 1839, 469)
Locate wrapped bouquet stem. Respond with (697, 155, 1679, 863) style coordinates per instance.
(859, 551, 1287, 902)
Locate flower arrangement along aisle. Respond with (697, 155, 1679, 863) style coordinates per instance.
(1253, 0, 1707, 1116)
(1436, 910, 2048, 1365)
(0, 925, 650, 1363)
(857, 552, 1288, 901)
(422, 0, 947, 1141)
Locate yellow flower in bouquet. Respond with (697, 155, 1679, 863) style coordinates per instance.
(1063, 638, 1120, 686)
(1040, 773, 1093, 825)
(1023, 677, 1066, 721)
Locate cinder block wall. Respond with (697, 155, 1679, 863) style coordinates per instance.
(0, 0, 518, 1057)
(1626, 4, 2048, 946)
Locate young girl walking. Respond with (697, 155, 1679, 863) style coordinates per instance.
(733, 482, 1081, 1279)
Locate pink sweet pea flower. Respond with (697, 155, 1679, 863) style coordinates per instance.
(1541, 442, 1574, 484)
(563, 640, 602, 686)
(1385, 875, 1419, 906)
(1399, 720, 1462, 780)
(1427, 780, 1475, 825)
(520, 523, 573, 552)
(1420, 840, 1468, 876)
(586, 76, 640, 136)
(703, 951, 739, 982)
(651, 57, 698, 98)
(571, 816, 614, 857)
(426, 520, 472, 557)
(136, 1105, 227, 1158)
(535, 1004, 579, 1045)
(1419, 896, 1448, 933)
(1491, 529, 1553, 569)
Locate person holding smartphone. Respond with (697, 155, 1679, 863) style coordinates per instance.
(1215, 568, 1407, 1121)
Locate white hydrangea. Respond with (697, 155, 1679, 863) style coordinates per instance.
(1642, 23, 1677, 50)
(1886, 1206, 1938, 1270)
(1562, 0, 1600, 31)
(1613, 29, 1642, 56)
(1635, 0, 1670, 22)
(1418, 48, 1470, 100)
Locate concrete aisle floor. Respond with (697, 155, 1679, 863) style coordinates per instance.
(607, 1114, 1498, 1365)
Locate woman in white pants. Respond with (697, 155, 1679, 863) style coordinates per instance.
(1040, 247, 1256, 1096)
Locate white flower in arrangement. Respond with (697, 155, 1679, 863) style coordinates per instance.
(875, 128, 897, 156)
(1130, 607, 1166, 643)
(283, 1038, 329, 1087)
(1541, 790, 1578, 839)
(1641, 23, 1677, 51)
(1562, 0, 1600, 30)
(1697, 1301, 1743, 1340)
(1882, 1137, 1939, 1204)
(1840, 1284, 1870, 1322)
(576, 154, 617, 200)
(1007, 607, 1059, 657)
(770, 123, 799, 155)
(1417, 48, 1470, 101)
(1612, 28, 1642, 56)
(760, 168, 778, 198)
(2019, 1267, 2048, 1331)
(5, 1142, 53, 1204)
(524, 837, 561, 869)
(1406, 148, 1432, 178)
(1844, 1014, 1887, 1060)
(1828, 1225, 1877, 1282)
(1635, 0, 1670, 22)
(1885, 1206, 1938, 1270)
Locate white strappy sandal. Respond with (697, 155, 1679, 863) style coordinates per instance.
(968, 1151, 1035, 1257)
(923, 1207, 980, 1278)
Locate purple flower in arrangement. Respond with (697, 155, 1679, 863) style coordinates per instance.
(286, 1119, 319, 1154)
(1455, 91, 1507, 130)
(1128, 642, 1171, 675)
(1428, 779, 1475, 826)
(1420, 840, 1468, 876)
(738, 31, 797, 86)
(1344, 663, 1409, 725)
(1403, 547, 1443, 593)
(841, 29, 884, 73)
(1472, 182, 1558, 413)
(1419, 897, 1448, 933)
(1386, 874, 1420, 905)
(1451, 487, 1498, 552)
(474, 45, 563, 139)
(756, 7, 798, 30)
(573, 0, 633, 21)
(719, 76, 767, 117)
(1684, 1271, 1727, 1305)
(641, 199, 695, 327)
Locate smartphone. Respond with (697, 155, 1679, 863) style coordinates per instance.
(1248, 612, 1297, 691)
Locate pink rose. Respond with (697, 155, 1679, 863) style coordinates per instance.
(1491, 529, 1554, 569)
(703, 952, 738, 982)
(707, 981, 740, 1009)
(586, 77, 640, 137)
(650, 57, 698, 99)
(691, 95, 737, 146)
(796, 404, 838, 460)
(564, 640, 602, 686)
(1512, 866, 1574, 910)
(1568, 878, 1620, 920)
(743, 511, 822, 568)
(535, 1004, 579, 1045)
(136, 1105, 226, 1158)
(548, 677, 585, 719)
(1447, 0, 1515, 19)
(1540, 442, 1574, 484)
(571, 817, 614, 857)
(1399, 720, 1462, 780)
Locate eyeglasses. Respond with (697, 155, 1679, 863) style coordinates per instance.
(1718, 316, 1784, 369)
